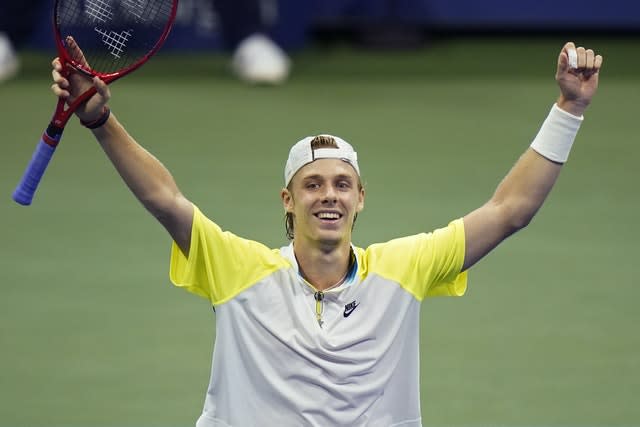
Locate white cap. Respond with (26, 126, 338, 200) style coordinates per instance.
(284, 135, 360, 186)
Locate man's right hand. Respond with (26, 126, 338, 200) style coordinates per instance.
(50, 37, 111, 124)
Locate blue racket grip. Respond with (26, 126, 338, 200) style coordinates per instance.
(13, 125, 63, 206)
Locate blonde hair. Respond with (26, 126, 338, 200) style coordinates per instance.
(310, 135, 339, 149)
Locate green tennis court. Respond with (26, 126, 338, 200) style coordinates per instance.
(1, 36, 638, 426)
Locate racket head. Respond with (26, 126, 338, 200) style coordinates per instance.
(53, 0, 178, 81)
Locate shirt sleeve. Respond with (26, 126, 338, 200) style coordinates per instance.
(169, 205, 289, 305)
(364, 218, 467, 301)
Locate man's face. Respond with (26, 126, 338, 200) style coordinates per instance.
(282, 159, 365, 247)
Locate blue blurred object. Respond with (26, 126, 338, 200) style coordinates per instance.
(314, 0, 640, 28)
(25, 0, 640, 52)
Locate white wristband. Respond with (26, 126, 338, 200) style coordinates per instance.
(530, 103, 583, 163)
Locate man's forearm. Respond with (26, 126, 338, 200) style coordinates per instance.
(491, 148, 563, 231)
(92, 113, 182, 217)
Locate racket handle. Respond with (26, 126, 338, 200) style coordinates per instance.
(13, 126, 63, 206)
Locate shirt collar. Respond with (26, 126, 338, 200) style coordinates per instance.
(280, 242, 359, 290)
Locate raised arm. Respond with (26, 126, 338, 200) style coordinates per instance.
(51, 52, 193, 255)
(462, 42, 603, 271)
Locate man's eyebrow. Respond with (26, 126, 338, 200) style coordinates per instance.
(301, 174, 323, 181)
(335, 174, 354, 180)
(301, 174, 354, 181)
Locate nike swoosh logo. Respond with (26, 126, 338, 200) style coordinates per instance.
(343, 301, 359, 318)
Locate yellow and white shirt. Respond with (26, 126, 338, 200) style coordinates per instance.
(170, 206, 467, 427)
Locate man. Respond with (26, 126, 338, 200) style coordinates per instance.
(51, 41, 602, 426)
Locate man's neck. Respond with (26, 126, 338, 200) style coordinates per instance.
(293, 240, 352, 291)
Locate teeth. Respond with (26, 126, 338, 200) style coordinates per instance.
(317, 212, 340, 219)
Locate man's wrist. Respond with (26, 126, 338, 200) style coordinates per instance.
(530, 103, 583, 164)
(80, 106, 111, 129)
(556, 96, 589, 117)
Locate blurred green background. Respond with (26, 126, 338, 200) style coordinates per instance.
(1, 36, 638, 426)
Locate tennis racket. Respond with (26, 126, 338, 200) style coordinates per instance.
(13, 0, 178, 206)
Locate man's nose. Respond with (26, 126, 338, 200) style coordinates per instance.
(322, 185, 338, 202)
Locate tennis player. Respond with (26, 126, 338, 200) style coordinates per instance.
(51, 41, 602, 426)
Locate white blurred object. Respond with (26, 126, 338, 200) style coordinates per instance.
(231, 33, 290, 84)
(0, 32, 19, 83)
(568, 48, 578, 69)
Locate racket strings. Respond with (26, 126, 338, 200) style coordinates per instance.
(56, 0, 174, 74)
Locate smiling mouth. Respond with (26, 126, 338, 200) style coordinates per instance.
(315, 212, 342, 220)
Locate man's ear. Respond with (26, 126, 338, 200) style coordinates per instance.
(281, 188, 293, 213)
(357, 187, 365, 212)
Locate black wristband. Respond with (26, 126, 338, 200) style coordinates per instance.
(80, 106, 111, 129)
